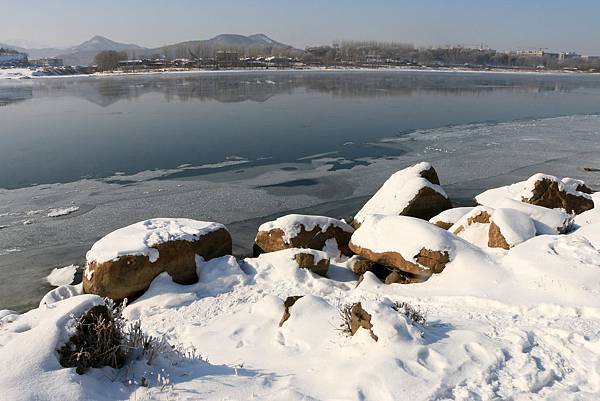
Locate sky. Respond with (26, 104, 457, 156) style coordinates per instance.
(2, 0, 600, 54)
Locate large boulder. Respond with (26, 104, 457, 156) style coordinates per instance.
(83, 218, 232, 300)
(521, 175, 593, 215)
(349, 215, 459, 277)
(476, 173, 594, 216)
(353, 162, 452, 226)
(255, 214, 354, 257)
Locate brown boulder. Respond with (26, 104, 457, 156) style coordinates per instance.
(349, 215, 457, 277)
(349, 241, 449, 276)
(84, 220, 231, 301)
(255, 214, 354, 256)
(522, 176, 593, 215)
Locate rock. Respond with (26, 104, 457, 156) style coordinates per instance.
(521, 175, 594, 215)
(255, 214, 354, 256)
(353, 162, 452, 226)
(293, 252, 330, 276)
(384, 270, 428, 285)
(450, 207, 536, 250)
(487, 208, 536, 250)
(278, 295, 303, 327)
(349, 303, 378, 341)
(429, 207, 474, 230)
(349, 257, 376, 275)
(449, 206, 495, 248)
(488, 222, 509, 249)
(476, 173, 594, 216)
(83, 219, 232, 300)
(349, 215, 458, 276)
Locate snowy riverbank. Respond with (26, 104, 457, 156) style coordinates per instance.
(1, 163, 599, 400)
(2, 65, 599, 81)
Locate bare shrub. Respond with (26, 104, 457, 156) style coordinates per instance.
(58, 303, 125, 374)
(58, 299, 193, 375)
(391, 301, 427, 325)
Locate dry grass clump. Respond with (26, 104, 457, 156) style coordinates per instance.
(338, 303, 354, 335)
(58, 303, 125, 374)
(392, 301, 427, 325)
(58, 299, 186, 375)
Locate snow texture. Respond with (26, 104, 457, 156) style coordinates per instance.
(429, 207, 474, 226)
(491, 208, 536, 246)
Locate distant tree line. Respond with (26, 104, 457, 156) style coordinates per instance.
(303, 41, 600, 70)
(93, 40, 600, 72)
(94, 50, 128, 71)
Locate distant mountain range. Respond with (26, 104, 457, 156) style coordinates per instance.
(1, 34, 301, 66)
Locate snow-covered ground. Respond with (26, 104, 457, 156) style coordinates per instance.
(1, 66, 597, 81)
(1, 191, 599, 401)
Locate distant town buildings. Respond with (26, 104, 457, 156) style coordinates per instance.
(29, 58, 64, 67)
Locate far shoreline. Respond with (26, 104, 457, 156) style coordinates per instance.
(2, 65, 600, 82)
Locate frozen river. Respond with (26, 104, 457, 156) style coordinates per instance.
(1, 70, 600, 311)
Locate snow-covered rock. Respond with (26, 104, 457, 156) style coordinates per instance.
(476, 173, 594, 215)
(255, 214, 354, 257)
(429, 206, 474, 229)
(450, 206, 495, 248)
(349, 214, 472, 276)
(475, 196, 570, 234)
(450, 206, 536, 250)
(488, 208, 536, 249)
(353, 162, 452, 225)
(83, 218, 232, 300)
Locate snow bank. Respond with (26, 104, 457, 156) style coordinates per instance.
(258, 214, 353, 242)
(429, 206, 473, 227)
(0, 295, 106, 401)
(491, 208, 536, 247)
(0, 68, 48, 80)
(353, 162, 449, 224)
(39, 284, 83, 307)
(86, 218, 225, 264)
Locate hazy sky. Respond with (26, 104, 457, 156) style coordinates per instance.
(2, 0, 600, 54)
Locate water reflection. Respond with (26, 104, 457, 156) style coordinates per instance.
(2, 71, 600, 107)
